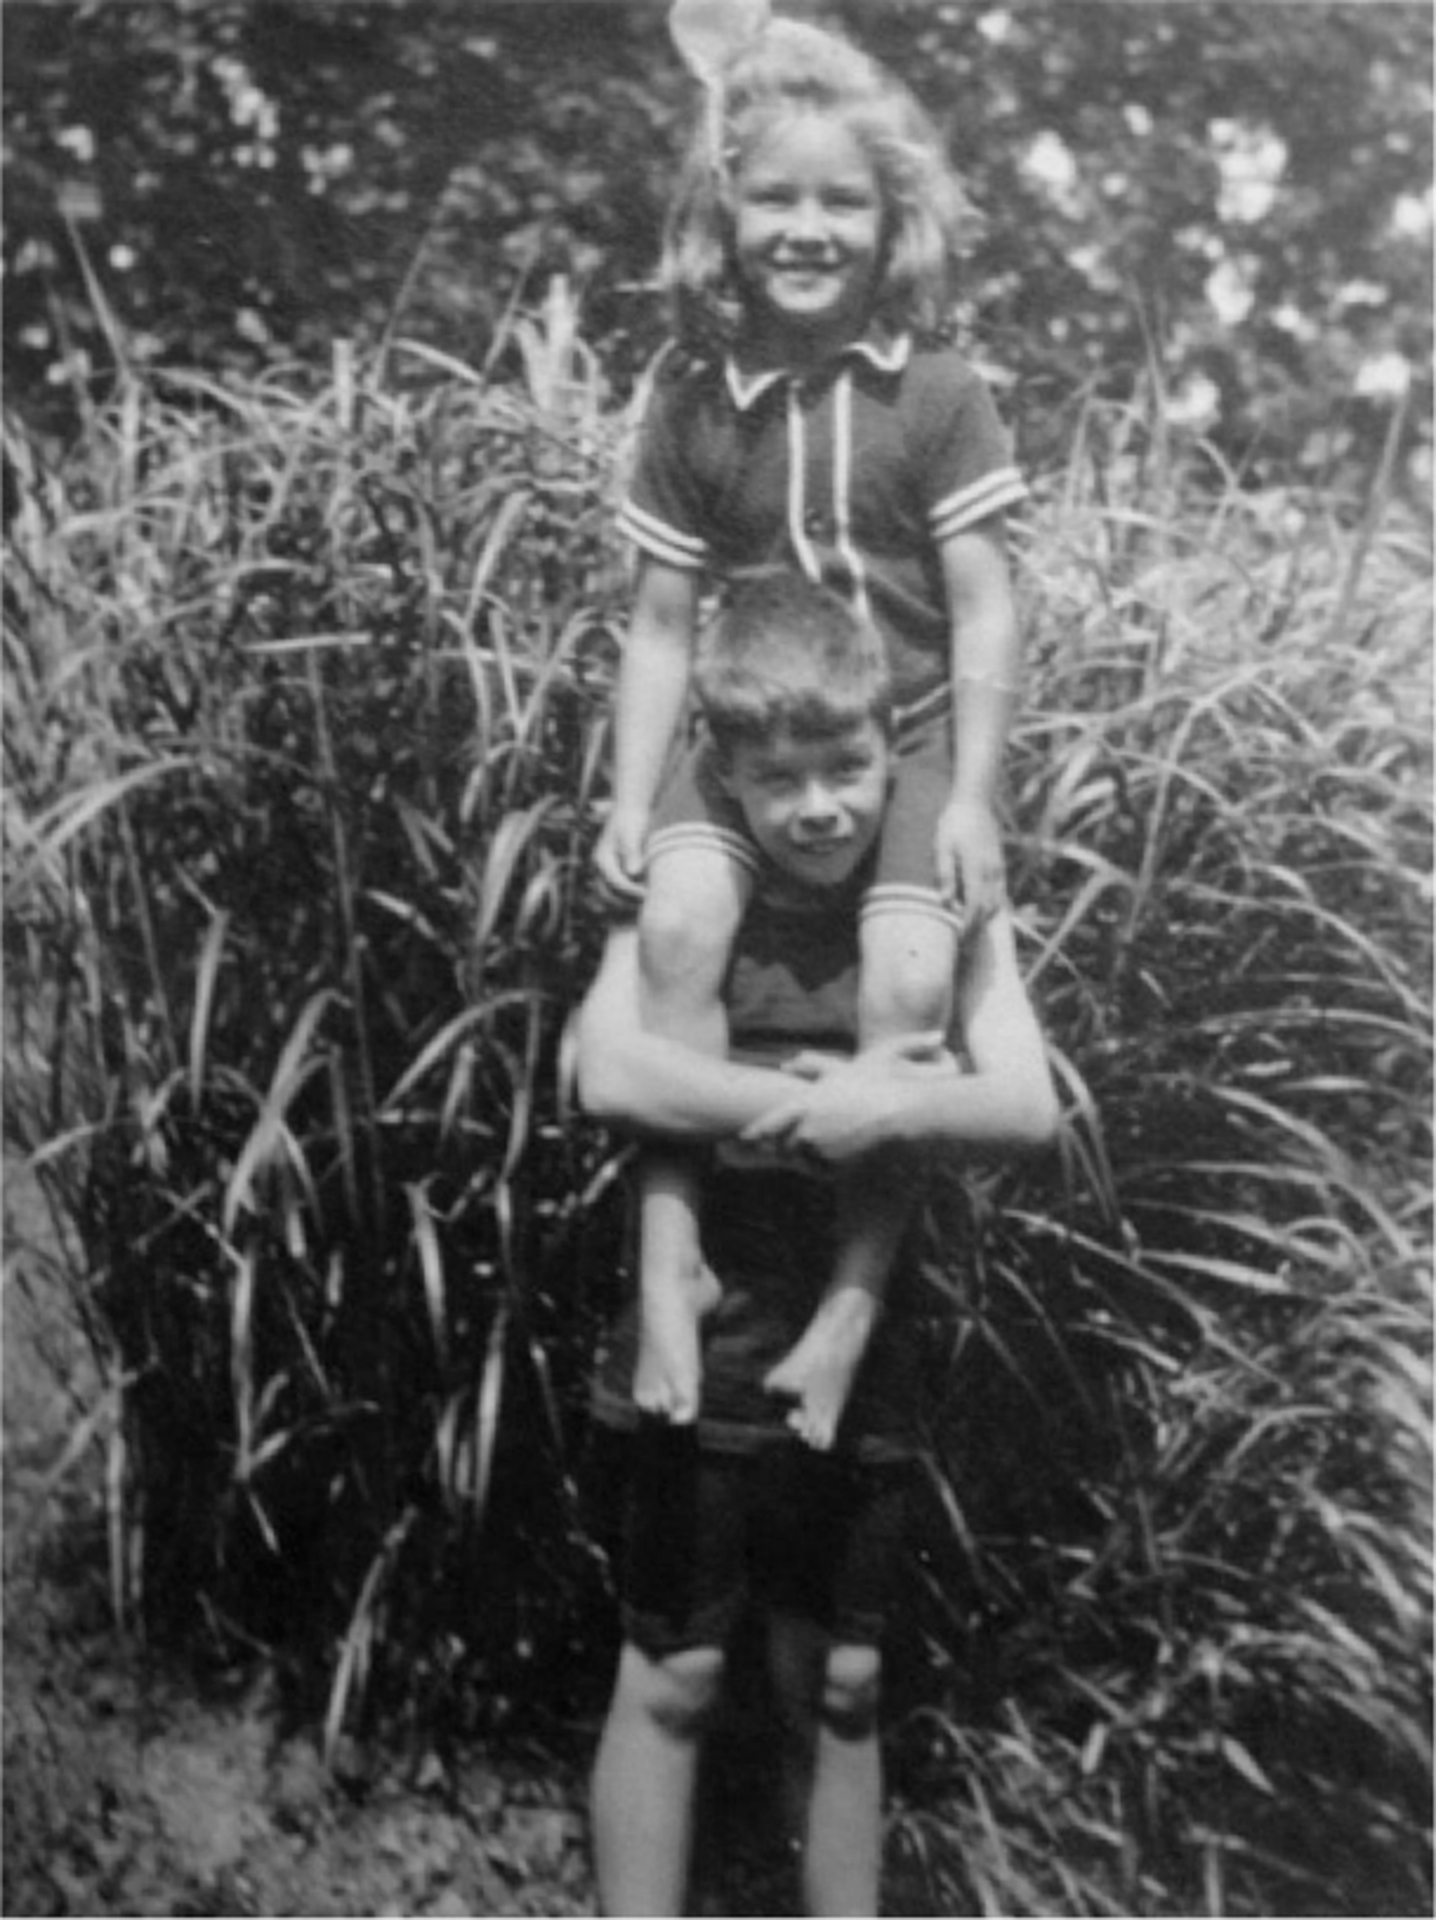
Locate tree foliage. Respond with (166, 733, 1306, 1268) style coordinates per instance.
(4, 0, 1431, 479)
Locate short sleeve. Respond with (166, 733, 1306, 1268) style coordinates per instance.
(911, 354, 1028, 544)
(614, 356, 713, 573)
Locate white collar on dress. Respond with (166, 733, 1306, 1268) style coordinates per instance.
(723, 330, 911, 412)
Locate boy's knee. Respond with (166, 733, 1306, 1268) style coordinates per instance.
(631, 1643, 727, 1741)
(819, 1644, 881, 1741)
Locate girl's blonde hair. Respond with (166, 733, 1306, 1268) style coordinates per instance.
(662, 17, 980, 357)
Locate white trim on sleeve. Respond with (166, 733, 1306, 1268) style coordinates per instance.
(616, 498, 711, 571)
(929, 468, 1028, 543)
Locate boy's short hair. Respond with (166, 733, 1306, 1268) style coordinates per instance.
(694, 570, 893, 757)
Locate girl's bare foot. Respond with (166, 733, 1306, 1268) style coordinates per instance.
(763, 1288, 877, 1450)
(634, 1264, 722, 1423)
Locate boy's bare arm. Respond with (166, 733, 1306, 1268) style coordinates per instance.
(578, 915, 1058, 1157)
(576, 927, 793, 1138)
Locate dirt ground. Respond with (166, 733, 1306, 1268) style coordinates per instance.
(2, 1158, 605, 1920)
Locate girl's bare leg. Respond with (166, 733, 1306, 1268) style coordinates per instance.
(634, 847, 751, 1419)
(634, 1155, 721, 1421)
(766, 911, 957, 1448)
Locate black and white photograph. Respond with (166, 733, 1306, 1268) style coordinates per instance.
(3, 2, 1430, 1914)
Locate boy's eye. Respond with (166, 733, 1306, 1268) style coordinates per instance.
(754, 766, 799, 794)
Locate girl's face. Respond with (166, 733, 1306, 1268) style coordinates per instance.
(731, 112, 884, 361)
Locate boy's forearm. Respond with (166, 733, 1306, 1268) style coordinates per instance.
(577, 936, 794, 1138)
(898, 1067, 1058, 1156)
(746, 1050, 1057, 1163)
(581, 1028, 792, 1140)
(924, 907, 1059, 1151)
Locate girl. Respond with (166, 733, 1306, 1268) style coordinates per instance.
(594, 15, 1027, 1446)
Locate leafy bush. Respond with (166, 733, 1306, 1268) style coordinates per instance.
(4, 324, 1430, 1912)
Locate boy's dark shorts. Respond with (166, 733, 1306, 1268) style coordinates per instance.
(617, 1426, 918, 1656)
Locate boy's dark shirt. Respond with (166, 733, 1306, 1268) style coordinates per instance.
(591, 857, 926, 1462)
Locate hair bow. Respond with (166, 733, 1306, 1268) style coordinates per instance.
(669, 0, 771, 176)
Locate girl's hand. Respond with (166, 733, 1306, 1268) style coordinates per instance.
(743, 1035, 957, 1162)
(594, 805, 650, 906)
(935, 797, 1006, 923)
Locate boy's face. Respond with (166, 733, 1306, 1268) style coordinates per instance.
(721, 719, 890, 888)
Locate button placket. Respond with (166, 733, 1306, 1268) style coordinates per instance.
(795, 374, 832, 545)
(786, 379, 820, 577)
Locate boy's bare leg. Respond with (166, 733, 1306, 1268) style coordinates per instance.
(767, 1614, 882, 1917)
(762, 1157, 913, 1450)
(634, 1152, 720, 1422)
(807, 1640, 884, 1917)
(591, 1641, 726, 1916)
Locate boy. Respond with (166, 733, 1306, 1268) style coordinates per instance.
(576, 571, 1057, 1915)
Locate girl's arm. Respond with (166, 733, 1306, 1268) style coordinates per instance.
(935, 520, 1022, 917)
(595, 560, 701, 899)
(576, 925, 794, 1137)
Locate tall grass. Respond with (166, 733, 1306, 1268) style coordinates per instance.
(886, 399, 1432, 1915)
(4, 330, 1430, 1912)
(5, 299, 633, 1734)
